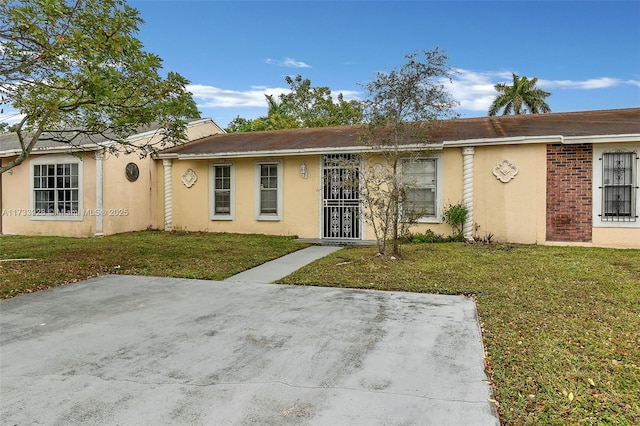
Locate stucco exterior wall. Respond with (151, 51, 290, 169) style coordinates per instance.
(592, 227, 640, 248)
(399, 145, 546, 244)
(0, 120, 223, 237)
(0, 152, 159, 237)
(168, 155, 322, 238)
(101, 153, 158, 235)
(164, 146, 549, 245)
(472, 144, 547, 244)
(1, 152, 98, 237)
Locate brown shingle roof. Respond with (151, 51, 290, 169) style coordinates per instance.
(0, 118, 211, 157)
(160, 108, 640, 157)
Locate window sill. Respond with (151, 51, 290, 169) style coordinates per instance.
(593, 221, 640, 229)
(256, 215, 281, 222)
(210, 216, 234, 221)
(30, 215, 83, 222)
(414, 217, 441, 224)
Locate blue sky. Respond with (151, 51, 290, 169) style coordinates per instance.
(2, 1, 640, 128)
(127, 0, 640, 128)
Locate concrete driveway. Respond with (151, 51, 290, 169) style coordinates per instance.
(1, 275, 499, 425)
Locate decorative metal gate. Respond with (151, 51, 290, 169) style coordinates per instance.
(322, 154, 361, 239)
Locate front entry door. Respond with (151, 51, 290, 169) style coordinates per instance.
(322, 154, 361, 240)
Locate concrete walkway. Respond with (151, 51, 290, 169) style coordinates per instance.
(224, 245, 342, 283)
(0, 246, 500, 426)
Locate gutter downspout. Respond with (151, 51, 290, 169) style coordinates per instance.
(94, 150, 104, 236)
(462, 147, 475, 241)
(163, 159, 173, 231)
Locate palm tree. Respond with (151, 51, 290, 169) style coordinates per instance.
(488, 73, 551, 116)
(265, 94, 284, 116)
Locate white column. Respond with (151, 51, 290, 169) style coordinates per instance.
(94, 150, 104, 236)
(462, 147, 475, 241)
(163, 159, 173, 232)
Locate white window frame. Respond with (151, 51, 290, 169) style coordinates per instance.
(400, 155, 443, 223)
(209, 162, 235, 220)
(593, 145, 640, 228)
(255, 160, 283, 221)
(29, 154, 83, 221)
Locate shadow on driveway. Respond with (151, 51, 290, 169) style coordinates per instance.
(1, 275, 499, 425)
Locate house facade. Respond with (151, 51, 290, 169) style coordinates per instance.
(2, 109, 639, 248)
(156, 109, 640, 248)
(0, 118, 224, 237)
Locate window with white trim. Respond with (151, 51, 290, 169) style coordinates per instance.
(401, 157, 441, 221)
(209, 163, 235, 220)
(30, 156, 83, 220)
(599, 151, 638, 222)
(255, 161, 283, 220)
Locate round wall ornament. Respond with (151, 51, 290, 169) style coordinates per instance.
(125, 162, 139, 182)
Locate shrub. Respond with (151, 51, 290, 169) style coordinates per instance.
(442, 202, 468, 240)
(405, 229, 447, 243)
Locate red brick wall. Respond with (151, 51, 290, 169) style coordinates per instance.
(546, 144, 593, 242)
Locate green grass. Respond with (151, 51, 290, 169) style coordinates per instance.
(1, 234, 638, 424)
(0, 231, 308, 298)
(278, 243, 640, 425)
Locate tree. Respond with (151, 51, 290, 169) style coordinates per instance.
(0, 0, 200, 174)
(225, 75, 363, 132)
(488, 73, 551, 116)
(225, 116, 255, 133)
(0, 122, 18, 133)
(279, 75, 363, 128)
(358, 48, 458, 257)
(225, 94, 298, 132)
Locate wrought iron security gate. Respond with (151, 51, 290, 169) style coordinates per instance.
(322, 154, 361, 240)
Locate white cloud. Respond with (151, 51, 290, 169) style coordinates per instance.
(187, 84, 362, 110)
(191, 69, 639, 120)
(265, 57, 311, 68)
(444, 69, 507, 112)
(333, 90, 361, 101)
(0, 109, 24, 125)
(443, 69, 640, 112)
(187, 84, 289, 108)
(538, 77, 627, 90)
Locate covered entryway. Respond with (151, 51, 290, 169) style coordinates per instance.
(322, 154, 361, 240)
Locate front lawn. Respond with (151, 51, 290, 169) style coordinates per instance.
(279, 243, 640, 425)
(0, 231, 308, 298)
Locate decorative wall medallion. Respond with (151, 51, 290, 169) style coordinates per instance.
(125, 162, 139, 182)
(181, 168, 198, 188)
(493, 159, 518, 183)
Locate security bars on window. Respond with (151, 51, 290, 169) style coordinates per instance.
(600, 151, 638, 222)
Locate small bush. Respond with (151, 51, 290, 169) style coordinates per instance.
(405, 229, 447, 243)
(442, 202, 468, 239)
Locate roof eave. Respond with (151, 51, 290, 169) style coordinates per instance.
(444, 135, 564, 147)
(444, 133, 640, 148)
(0, 143, 102, 158)
(125, 118, 225, 144)
(562, 134, 640, 144)
(155, 143, 444, 160)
